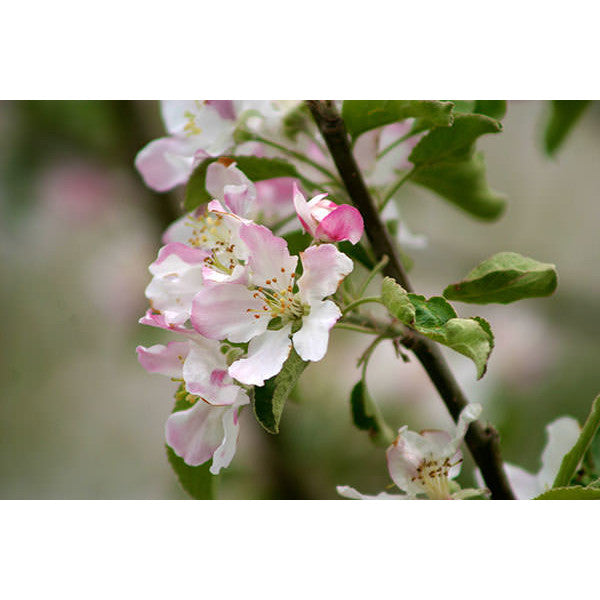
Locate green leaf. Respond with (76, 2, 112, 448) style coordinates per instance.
(410, 152, 506, 220)
(553, 396, 600, 488)
(232, 155, 299, 181)
(251, 348, 308, 434)
(451, 101, 507, 120)
(409, 113, 502, 166)
(342, 100, 454, 140)
(407, 114, 505, 221)
(338, 240, 375, 270)
(184, 157, 218, 211)
(534, 486, 600, 500)
(350, 380, 395, 446)
(544, 100, 591, 156)
(589, 428, 600, 476)
(473, 100, 507, 120)
(381, 277, 494, 378)
(282, 229, 311, 256)
(184, 156, 300, 211)
(443, 252, 558, 304)
(450, 100, 476, 114)
(166, 393, 216, 499)
(381, 278, 416, 324)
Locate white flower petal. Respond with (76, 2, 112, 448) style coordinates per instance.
(161, 100, 202, 135)
(538, 416, 581, 490)
(228, 326, 293, 386)
(446, 403, 481, 456)
(182, 337, 241, 405)
(297, 244, 353, 303)
(206, 161, 256, 215)
(292, 300, 340, 362)
(239, 223, 297, 286)
(386, 428, 431, 496)
(336, 485, 405, 500)
(210, 405, 243, 475)
(476, 463, 541, 500)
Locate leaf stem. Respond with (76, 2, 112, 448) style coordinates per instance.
(333, 322, 380, 335)
(307, 99, 515, 500)
(357, 255, 389, 298)
(553, 395, 600, 488)
(377, 130, 417, 160)
(341, 296, 383, 317)
(380, 169, 414, 211)
(250, 133, 341, 184)
(357, 334, 386, 380)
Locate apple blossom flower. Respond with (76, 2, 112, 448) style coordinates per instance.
(166, 399, 243, 474)
(162, 198, 254, 284)
(143, 242, 209, 329)
(135, 101, 236, 192)
(338, 403, 485, 500)
(292, 183, 364, 245)
(204, 159, 257, 217)
(475, 416, 581, 499)
(135, 100, 300, 193)
(136, 336, 249, 473)
(191, 222, 353, 386)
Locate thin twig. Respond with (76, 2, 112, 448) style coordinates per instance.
(307, 99, 515, 500)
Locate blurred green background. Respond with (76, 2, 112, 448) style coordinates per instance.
(1, 100, 599, 499)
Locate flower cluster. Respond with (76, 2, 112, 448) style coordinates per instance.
(137, 157, 362, 474)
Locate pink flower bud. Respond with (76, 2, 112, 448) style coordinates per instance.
(293, 183, 364, 244)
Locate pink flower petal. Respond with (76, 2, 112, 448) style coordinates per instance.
(151, 242, 208, 269)
(138, 309, 190, 332)
(191, 282, 269, 343)
(206, 161, 256, 218)
(166, 402, 231, 468)
(136, 341, 189, 377)
(292, 182, 317, 236)
(315, 204, 364, 244)
(205, 100, 236, 121)
(134, 136, 195, 192)
(254, 177, 297, 222)
(183, 338, 242, 405)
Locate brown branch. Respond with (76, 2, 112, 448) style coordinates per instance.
(307, 100, 515, 499)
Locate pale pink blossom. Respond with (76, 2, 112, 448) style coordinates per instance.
(144, 242, 209, 328)
(338, 404, 485, 500)
(135, 100, 300, 192)
(292, 183, 364, 244)
(135, 101, 236, 192)
(136, 336, 249, 473)
(191, 223, 353, 385)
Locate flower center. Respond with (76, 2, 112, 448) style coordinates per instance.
(183, 109, 203, 137)
(184, 212, 240, 275)
(411, 456, 460, 500)
(247, 271, 308, 322)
